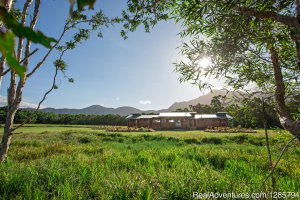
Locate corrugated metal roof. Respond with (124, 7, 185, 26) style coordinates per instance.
(127, 112, 233, 120)
(126, 114, 158, 119)
(221, 114, 233, 119)
(194, 114, 218, 119)
(125, 114, 135, 119)
(195, 114, 233, 119)
(137, 115, 159, 119)
(159, 112, 192, 117)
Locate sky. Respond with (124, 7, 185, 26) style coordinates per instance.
(0, 0, 222, 110)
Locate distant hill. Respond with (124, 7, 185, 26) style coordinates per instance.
(167, 89, 237, 111)
(41, 105, 157, 116)
(41, 89, 239, 116)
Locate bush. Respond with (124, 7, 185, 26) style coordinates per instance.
(207, 154, 227, 170)
(78, 137, 92, 144)
(230, 134, 249, 144)
(184, 138, 200, 145)
(201, 137, 223, 145)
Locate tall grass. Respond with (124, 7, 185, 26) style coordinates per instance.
(0, 127, 299, 199)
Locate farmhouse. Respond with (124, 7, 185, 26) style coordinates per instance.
(126, 112, 232, 130)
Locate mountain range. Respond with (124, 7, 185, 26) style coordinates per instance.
(41, 89, 235, 116)
(167, 89, 236, 111)
(42, 105, 154, 116)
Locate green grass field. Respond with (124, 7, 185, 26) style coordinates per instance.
(0, 125, 299, 199)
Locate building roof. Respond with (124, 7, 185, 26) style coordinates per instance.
(158, 112, 192, 117)
(126, 114, 158, 120)
(219, 114, 233, 119)
(127, 112, 232, 120)
(194, 114, 219, 119)
(125, 114, 138, 120)
(194, 114, 233, 119)
(137, 115, 159, 119)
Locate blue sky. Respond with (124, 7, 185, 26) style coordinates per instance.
(1, 0, 218, 110)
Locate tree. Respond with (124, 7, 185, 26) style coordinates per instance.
(210, 95, 224, 113)
(123, 0, 300, 140)
(227, 97, 281, 128)
(0, 1, 97, 78)
(175, 108, 189, 112)
(0, 0, 109, 162)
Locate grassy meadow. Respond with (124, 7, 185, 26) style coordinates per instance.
(0, 125, 299, 199)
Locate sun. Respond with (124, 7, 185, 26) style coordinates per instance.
(198, 57, 211, 68)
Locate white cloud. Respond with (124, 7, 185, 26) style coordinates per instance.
(0, 96, 45, 109)
(116, 97, 120, 101)
(139, 100, 152, 105)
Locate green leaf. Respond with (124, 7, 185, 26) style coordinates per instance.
(0, 7, 57, 48)
(6, 54, 26, 77)
(77, 0, 96, 11)
(0, 32, 26, 77)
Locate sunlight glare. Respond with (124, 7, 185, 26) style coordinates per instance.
(198, 57, 211, 68)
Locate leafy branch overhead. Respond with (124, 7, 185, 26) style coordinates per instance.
(0, 31, 26, 76)
(68, 0, 96, 13)
(122, 0, 300, 142)
(0, 7, 57, 48)
(0, 7, 57, 76)
(77, 0, 96, 11)
(0, 0, 97, 77)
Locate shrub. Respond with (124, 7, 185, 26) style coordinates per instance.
(184, 138, 200, 145)
(230, 134, 249, 144)
(207, 154, 227, 170)
(201, 137, 223, 145)
(78, 137, 92, 144)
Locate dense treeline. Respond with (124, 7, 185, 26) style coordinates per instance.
(0, 95, 298, 128)
(0, 107, 127, 126)
(177, 96, 300, 129)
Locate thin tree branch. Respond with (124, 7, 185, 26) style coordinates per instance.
(14, 0, 41, 107)
(296, 0, 300, 23)
(259, 133, 300, 191)
(26, 18, 96, 78)
(20, 48, 39, 64)
(12, 47, 67, 131)
(22, 0, 40, 67)
(262, 99, 276, 192)
(0, 48, 39, 76)
(237, 7, 298, 28)
(247, 48, 271, 64)
(16, 0, 33, 61)
(11, 66, 59, 131)
(0, 57, 5, 77)
(26, 23, 68, 78)
(1, 69, 9, 76)
(2, 0, 13, 11)
(289, 30, 300, 71)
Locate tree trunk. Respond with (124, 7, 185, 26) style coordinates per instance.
(0, 0, 13, 10)
(0, 58, 5, 88)
(0, 0, 40, 162)
(270, 46, 300, 140)
(0, 105, 17, 162)
(0, 0, 13, 87)
(0, 0, 13, 28)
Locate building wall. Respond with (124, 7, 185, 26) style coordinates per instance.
(128, 118, 229, 130)
(151, 121, 161, 130)
(195, 119, 218, 129)
(128, 119, 136, 127)
(128, 119, 152, 128)
(138, 119, 151, 128)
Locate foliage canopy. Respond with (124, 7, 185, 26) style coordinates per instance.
(123, 0, 300, 138)
(0, 0, 97, 77)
